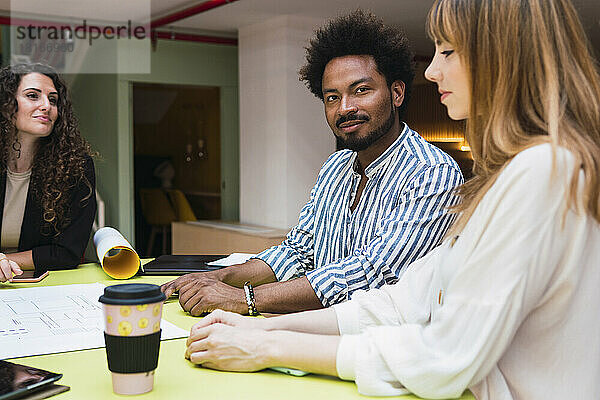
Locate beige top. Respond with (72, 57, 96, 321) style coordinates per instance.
(1, 168, 31, 253)
(334, 144, 600, 399)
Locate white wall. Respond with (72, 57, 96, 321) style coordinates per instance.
(239, 15, 335, 229)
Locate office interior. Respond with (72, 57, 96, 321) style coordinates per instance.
(0, 0, 598, 258)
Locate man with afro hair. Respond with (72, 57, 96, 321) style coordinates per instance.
(162, 10, 463, 315)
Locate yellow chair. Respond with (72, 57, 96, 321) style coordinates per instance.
(139, 188, 177, 255)
(167, 189, 197, 221)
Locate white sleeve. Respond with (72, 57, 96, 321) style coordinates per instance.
(333, 245, 441, 335)
(335, 145, 580, 398)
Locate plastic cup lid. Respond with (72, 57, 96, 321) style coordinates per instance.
(99, 283, 166, 305)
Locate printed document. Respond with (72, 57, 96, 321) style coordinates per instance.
(0, 283, 187, 359)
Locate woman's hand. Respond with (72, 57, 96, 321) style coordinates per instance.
(189, 309, 267, 331)
(185, 310, 271, 371)
(184, 309, 340, 376)
(185, 322, 271, 372)
(0, 253, 22, 282)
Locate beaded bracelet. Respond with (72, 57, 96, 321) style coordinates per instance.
(243, 281, 259, 316)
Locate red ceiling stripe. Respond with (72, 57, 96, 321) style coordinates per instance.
(154, 31, 237, 45)
(151, 0, 240, 29)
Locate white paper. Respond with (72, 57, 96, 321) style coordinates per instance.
(0, 283, 188, 360)
(207, 253, 256, 266)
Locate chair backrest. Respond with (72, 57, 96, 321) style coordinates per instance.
(139, 188, 177, 226)
(167, 189, 197, 221)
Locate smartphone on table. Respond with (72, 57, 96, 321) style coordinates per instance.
(10, 270, 49, 283)
(0, 360, 63, 400)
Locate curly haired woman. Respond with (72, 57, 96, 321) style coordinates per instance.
(0, 63, 96, 282)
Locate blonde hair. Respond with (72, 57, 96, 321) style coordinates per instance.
(427, 0, 600, 235)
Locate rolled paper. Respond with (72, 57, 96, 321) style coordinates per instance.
(94, 227, 140, 279)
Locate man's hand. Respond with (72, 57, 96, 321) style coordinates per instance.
(185, 322, 271, 372)
(160, 261, 322, 315)
(0, 253, 22, 283)
(178, 278, 248, 316)
(160, 270, 222, 298)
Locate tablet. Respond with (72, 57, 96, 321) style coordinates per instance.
(141, 255, 229, 275)
(0, 361, 63, 400)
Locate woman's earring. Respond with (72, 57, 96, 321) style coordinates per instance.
(12, 138, 21, 159)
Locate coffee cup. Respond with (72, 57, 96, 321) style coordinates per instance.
(99, 283, 166, 395)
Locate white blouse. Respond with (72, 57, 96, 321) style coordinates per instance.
(334, 144, 600, 400)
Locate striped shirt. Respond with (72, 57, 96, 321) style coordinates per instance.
(255, 124, 464, 307)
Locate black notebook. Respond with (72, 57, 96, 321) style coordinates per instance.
(141, 255, 228, 275)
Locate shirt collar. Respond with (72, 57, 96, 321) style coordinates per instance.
(358, 122, 408, 178)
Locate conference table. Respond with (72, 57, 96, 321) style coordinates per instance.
(4, 263, 474, 400)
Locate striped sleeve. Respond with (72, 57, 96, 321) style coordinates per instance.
(254, 185, 316, 281)
(306, 163, 463, 307)
(253, 152, 348, 281)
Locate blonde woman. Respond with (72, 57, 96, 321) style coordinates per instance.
(183, 0, 600, 398)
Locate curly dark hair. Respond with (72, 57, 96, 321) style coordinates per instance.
(299, 9, 416, 119)
(0, 63, 94, 236)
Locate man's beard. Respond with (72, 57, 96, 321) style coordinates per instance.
(334, 106, 396, 152)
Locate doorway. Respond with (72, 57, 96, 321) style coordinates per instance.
(133, 83, 221, 257)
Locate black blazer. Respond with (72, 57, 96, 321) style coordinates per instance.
(0, 157, 97, 272)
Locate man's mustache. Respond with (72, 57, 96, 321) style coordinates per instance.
(336, 113, 369, 128)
